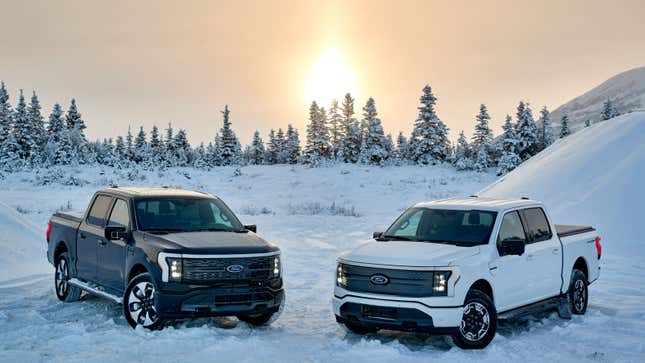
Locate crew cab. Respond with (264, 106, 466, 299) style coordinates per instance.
(46, 187, 284, 329)
(333, 197, 601, 349)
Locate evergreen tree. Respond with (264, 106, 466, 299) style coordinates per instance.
(275, 128, 287, 163)
(43, 103, 66, 165)
(470, 104, 494, 171)
(358, 98, 388, 165)
(560, 114, 571, 138)
(537, 105, 555, 151)
(514, 100, 538, 160)
(337, 93, 361, 163)
(219, 105, 242, 165)
(164, 122, 177, 166)
(174, 129, 192, 166)
(133, 126, 148, 164)
(265, 129, 278, 164)
(304, 101, 330, 164)
(396, 131, 409, 162)
(0, 81, 12, 148)
(28, 91, 45, 152)
(454, 130, 472, 170)
(328, 99, 342, 159)
(149, 125, 163, 163)
(496, 114, 522, 175)
(65, 99, 86, 138)
(125, 126, 134, 161)
(285, 124, 301, 164)
(12, 90, 37, 160)
(193, 142, 209, 168)
(115, 135, 126, 160)
(410, 85, 451, 164)
(208, 133, 223, 166)
(601, 99, 619, 121)
(249, 130, 265, 165)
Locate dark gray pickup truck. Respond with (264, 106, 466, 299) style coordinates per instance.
(46, 187, 284, 329)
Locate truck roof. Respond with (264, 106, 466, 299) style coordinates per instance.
(413, 196, 541, 211)
(99, 187, 213, 199)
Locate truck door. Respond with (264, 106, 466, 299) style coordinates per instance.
(77, 194, 113, 282)
(491, 210, 532, 311)
(98, 198, 130, 293)
(519, 207, 562, 301)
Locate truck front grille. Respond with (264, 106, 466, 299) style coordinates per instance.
(339, 264, 447, 297)
(182, 256, 274, 284)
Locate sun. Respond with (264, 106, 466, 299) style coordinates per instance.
(305, 48, 357, 107)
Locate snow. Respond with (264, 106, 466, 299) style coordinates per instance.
(0, 146, 644, 361)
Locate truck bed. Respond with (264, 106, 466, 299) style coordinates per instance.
(52, 211, 84, 224)
(555, 224, 595, 238)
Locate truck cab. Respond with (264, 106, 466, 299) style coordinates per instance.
(333, 197, 601, 349)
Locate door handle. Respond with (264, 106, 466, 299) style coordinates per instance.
(80, 233, 86, 239)
(552, 248, 560, 254)
(527, 254, 535, 261)
(98, 239, 107, 246)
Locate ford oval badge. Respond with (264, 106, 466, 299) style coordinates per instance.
(226, 264, 244, 273)
(370, 274, 389, 285)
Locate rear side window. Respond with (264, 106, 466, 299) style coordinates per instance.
(520, 207, 552, 243)
(87, 195, 113, 227)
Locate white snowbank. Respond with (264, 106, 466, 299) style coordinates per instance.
(480, 111, 645, 256)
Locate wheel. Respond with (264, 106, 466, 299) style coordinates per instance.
(238, 292, 285, 326)
(452, 290, 497, 349)
(343, 322, 377, 335)
(123, 273, 164, 329)
(54, 252, 81, 302)
(568, 269, 588, 315)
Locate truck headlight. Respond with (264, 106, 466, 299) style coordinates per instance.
(273, 256, 281, 277)
(433, 271, 451, 296)
(167, 257, 182, 282)
(336, 263, 347, 287)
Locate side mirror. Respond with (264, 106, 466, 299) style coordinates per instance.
(373, 231, 383, 239)
(499, 238, 525, 256)
(244, 224, 257, 233)
(105, 226, 129, 241)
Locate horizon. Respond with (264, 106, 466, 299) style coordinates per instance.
(2, 0, 645, 145)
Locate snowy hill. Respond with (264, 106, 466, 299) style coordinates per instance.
(549, 66, 645, 132)
(481, 111, 645, 256)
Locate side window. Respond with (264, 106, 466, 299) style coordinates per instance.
(521, 208, 552, 243)
(498, 211, 526, 243)
(107, 199, 130, 229)
(86, 195, 113, 227)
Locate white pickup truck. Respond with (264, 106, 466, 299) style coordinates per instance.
(333, 197, 601, 349)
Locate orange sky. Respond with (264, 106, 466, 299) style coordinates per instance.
(1, 0, 645, 145)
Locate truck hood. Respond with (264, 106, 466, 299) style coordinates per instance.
(139, 231, 279, 255)
(340, 241, 479, 267)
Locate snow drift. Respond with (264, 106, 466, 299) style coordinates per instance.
(480, 111, 645, 256)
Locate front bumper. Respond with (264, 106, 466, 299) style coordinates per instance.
(333, 293, 462, 333)
(156, 281, 284, 319)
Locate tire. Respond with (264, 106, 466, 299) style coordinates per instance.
(568, 269, 588, 315)
(238, 291, 285, 326)
(123, 273, 164, 329)
(452, 289, 497, 349)
(343, 322, 377, 335)
(54, 252, 82, 302)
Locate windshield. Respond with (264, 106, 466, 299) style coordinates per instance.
(382, 208, 497, 246)
(135, 197, 244, 233)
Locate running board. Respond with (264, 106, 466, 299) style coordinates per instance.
(498, 295, 566, 319)
(68, 278, 123, 304)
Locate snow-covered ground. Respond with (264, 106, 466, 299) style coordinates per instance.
(1, 117, 644, 363)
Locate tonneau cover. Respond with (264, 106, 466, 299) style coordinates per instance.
(555, 224, 595, 238)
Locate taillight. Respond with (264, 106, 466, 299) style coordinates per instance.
(46, 221, 52, 242)
(595, 236, 602, 259)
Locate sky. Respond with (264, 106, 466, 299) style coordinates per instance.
(1, 0, 645, 145)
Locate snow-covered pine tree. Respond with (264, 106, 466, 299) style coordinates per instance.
(328, 99, 342, 159)
(64, 98, 88, 164)
(174, 129, 192, 166)
(149, 125, 163, 164)
(560, 114, 571, 138)
(384, 134, 395, 162)
(164, 122, 177, 166)
(114, 135, 126, 161)
(410, 85, 451, 164)
(470, 104, 494, 171)
(358, 97, 388, 165)
(304, 101, 330, 165)
(193, 142, 209, 169)
(453, 130, 472, 170)
(536, 105, 555, 151)
(12, 90, 38, 161)
(249, 130, 265, 165)
(64, 99, 86, 138)
(43, 103, 66, 165)
(275, 128, 287, 163)
(219, 105, 242, 165)
(208, 133, 223, 166)
(285, 124, 301, 164)
(265, 129, 278, 164)
(496, 114, 522, 176)
(125, 125, 134, 162)
(28, 91, 45, 160)
(0, 81, 12, 149)
(601, 99, 619, 121)
(133, 126, 148, 164)
(514, 100, 539, 160)
(395, 132, 409, 162)
(337, 93, 361, 163)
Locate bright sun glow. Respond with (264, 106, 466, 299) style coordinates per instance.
(305, 48, 357, 107)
